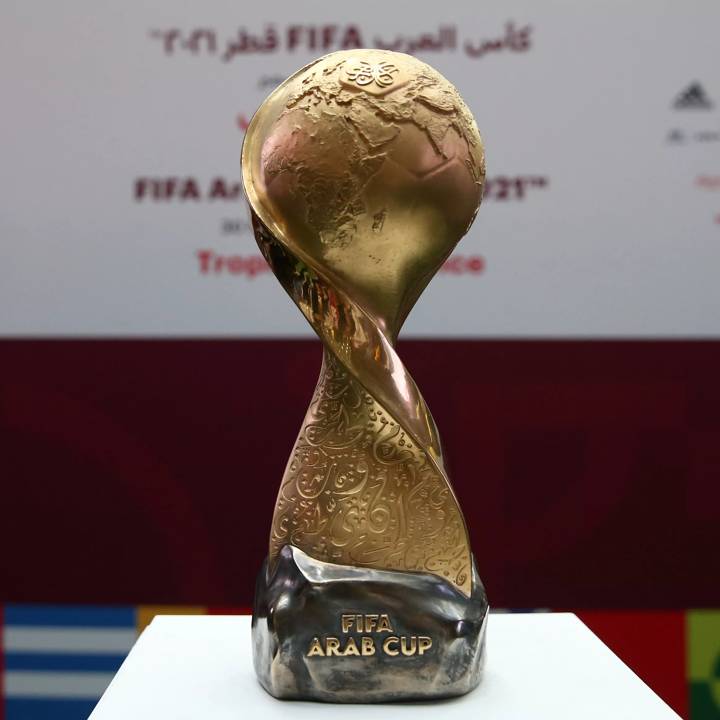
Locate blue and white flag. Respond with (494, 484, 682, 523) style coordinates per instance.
(2, 605, 136, 720)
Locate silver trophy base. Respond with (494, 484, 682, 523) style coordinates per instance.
(252, 545, 489, 703)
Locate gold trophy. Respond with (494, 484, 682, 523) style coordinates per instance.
(242, 49, 488, 702)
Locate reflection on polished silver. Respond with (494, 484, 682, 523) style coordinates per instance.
(242, 48, 488, 702)
(253, 546, 488, 703)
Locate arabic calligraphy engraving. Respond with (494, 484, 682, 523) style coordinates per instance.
(345, 60, 399, 88)
(270, 351, 471, 594)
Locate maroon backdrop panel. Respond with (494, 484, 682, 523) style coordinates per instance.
(577, 611, 687, 718)
(0, 340, 718, 608)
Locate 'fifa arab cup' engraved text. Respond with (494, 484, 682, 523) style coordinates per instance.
(306, 613, 433, 658)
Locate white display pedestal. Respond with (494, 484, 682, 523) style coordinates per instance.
(89, 613, 679, 719)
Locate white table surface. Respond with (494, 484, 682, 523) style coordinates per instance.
(90, 613, 679, 719)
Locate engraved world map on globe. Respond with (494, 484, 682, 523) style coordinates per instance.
(260, 51, 484, 258)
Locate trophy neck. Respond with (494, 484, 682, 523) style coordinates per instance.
(251, 212, 446, 469)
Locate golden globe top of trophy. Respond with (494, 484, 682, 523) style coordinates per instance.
(242, 49, 488, 703)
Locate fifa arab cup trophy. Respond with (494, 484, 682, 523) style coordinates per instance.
(242, 49, 488, 702)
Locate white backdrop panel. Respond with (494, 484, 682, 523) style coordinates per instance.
(1, 0, 718, 337)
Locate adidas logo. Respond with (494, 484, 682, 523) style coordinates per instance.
(673, 82, 713, 110)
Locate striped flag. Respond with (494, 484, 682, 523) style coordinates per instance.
(2, 605, 136, 720)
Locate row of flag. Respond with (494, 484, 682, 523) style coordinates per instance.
(0, 606, 718, 719)
(0, 605, 246, 720)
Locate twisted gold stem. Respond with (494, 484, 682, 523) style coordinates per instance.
(254, 214, 472, 596)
